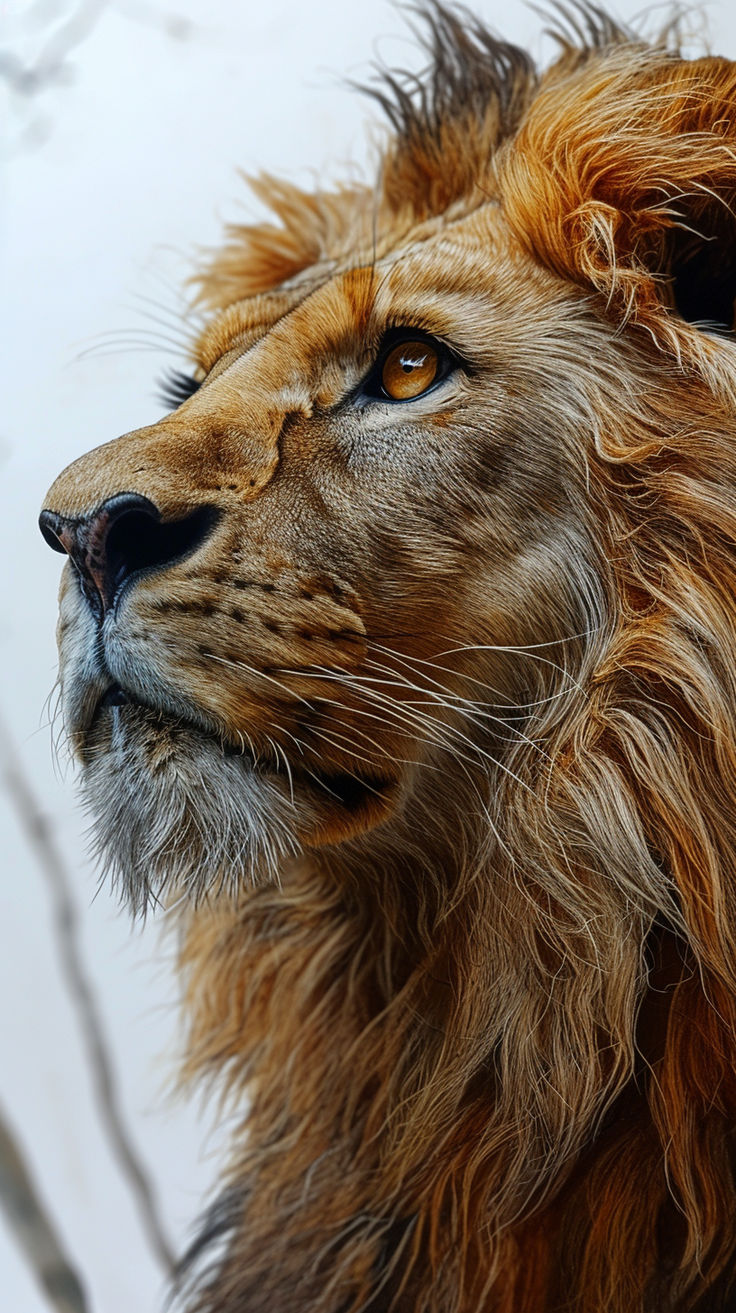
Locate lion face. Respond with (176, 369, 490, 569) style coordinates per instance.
(39, 14, 736, 936)
(40, 204, 606, 907)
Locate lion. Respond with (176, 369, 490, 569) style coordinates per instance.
(38, 3, 736, 1310)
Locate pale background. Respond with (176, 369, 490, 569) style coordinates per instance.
(2, 2, 736, 1310)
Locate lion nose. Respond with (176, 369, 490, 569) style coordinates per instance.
(39, 493, 218, 619)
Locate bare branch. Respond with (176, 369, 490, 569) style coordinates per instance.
(0, 0, 196, 99)
(0, 715, 177, 1276)
(0, 1099, 89, 1313)
(0, 1, 107, 96)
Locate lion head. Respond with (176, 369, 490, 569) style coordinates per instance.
(39, 5, 736, 1311)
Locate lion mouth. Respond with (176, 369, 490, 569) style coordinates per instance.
(91, 681, 393, 792)
(90, 679, 260, 761)
(98, 682, 132, 709)
(93, 679, 187, 725)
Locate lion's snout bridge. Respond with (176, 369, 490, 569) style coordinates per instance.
(39, 493, 218, 618)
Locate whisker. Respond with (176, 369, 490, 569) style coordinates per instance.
(301, 668, 537, 795)
(273, 724, 306, 757)
(83, 326, 190, 351)
(70, 344, 180, 364)
(328, 657, 536, 755)
(309, 720, 423, 774)
(423, 639, 593, 696)
(125, 300, 196, 345)
(432, 628, 600, 654)
(137, 269, 205, 325)
(361, 654, 553, 760)
(308, 726, 391, 773)
(368, 641, 583, 712)
(265, 731, 295, 805)
(283, 667, 451, 747)
(301, 769, 344, 802)
(311, 696, 439, 751)
(316, 708, 423, 768)
(200, 651, 315, 711)
(132, 289, 204, 325)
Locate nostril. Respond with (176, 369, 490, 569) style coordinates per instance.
(38, 494, 219, 615)
(104, 502, 218, 598)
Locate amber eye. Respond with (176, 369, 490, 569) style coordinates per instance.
(381, 340, 439, 400)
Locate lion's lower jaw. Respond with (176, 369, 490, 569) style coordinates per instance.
(81, 718, 303, 911)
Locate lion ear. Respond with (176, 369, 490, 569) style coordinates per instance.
(500, 47, 736, 365)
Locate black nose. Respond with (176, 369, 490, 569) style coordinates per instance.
(39, 493, 218, 619)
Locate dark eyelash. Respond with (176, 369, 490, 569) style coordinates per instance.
(158, 369, 202, 410)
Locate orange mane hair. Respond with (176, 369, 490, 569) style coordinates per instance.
(175, 7, 736, 1311)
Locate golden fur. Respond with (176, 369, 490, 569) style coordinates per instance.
(40, 5, 736, 1309)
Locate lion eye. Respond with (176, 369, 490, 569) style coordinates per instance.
(381, 341, 439, 400)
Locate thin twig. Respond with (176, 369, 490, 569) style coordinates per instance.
(0, 715, 177, 1276)
(0, 1, 107, 96)
(0, 1099, 89, 1313)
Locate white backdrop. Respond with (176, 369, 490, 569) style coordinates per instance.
(3, 2, 736, 1310)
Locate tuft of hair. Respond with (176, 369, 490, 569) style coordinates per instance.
(82, 714, 299, 913)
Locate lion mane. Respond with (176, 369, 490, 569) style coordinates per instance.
(40, 4, 736, 1311)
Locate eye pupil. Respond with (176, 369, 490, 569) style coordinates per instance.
(381, 340, 439, 400)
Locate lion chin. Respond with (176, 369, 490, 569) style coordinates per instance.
(80, 701, 301, 911)
(77, 677, 403, 909)
(38, 4, 736, 1313)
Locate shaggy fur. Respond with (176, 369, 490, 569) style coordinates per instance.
(40, 4, 736, 1310)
